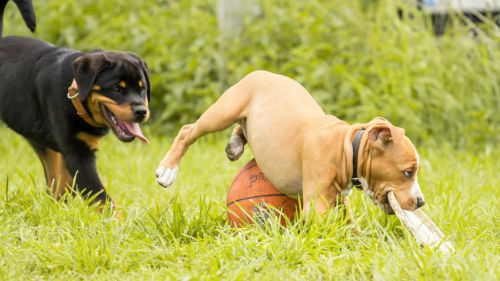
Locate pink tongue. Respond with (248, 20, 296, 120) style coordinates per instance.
(122, 122, 149, 144)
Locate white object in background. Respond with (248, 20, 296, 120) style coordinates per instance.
(422, 0, 500, 14)
(216, 0, 262, 32)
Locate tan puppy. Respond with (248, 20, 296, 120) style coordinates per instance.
(155, 71, 425, 222)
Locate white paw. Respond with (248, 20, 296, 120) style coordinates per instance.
(156, 165, 179, 187)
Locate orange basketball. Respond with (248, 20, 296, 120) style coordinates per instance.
(227, 159, 299, 227)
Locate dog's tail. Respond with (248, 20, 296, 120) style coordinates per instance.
(0, 0, 36, 38)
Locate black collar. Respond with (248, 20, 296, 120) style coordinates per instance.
(351, 129, 365, 190)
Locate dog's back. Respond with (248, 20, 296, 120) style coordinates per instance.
(0, 0, 37, 125)
(0, 36, 50, 136)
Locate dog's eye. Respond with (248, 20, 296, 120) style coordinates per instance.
(140, 86, 146, 91)
(403, 171, 412, 178)
(113, 87, 120, 92)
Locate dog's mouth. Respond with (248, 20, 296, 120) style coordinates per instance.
(377, 194, 395, 215)
(100, 104, 149, 143)
(364, 187, 395, 215)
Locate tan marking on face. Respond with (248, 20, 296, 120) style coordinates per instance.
(76, 132, 103, 151)
(142, 98, 150, 123)
(92, 85, 101, 91)
(87, 92, 140, 124)
(139, 81, 143, 87)
(86, 92, 109, 125)
(119, 81, 126, 88)
(32, 148, 73, 200)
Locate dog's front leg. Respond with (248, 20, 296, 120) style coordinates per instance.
(341, 195, 360, 235)
(302, 177, 360, 234)
(302, 147, 359, 234)
(155, 124, 197, 187)
(62, 146, 121, 218)
(301, 139, 340, 213)
(301, 167, 339, 214)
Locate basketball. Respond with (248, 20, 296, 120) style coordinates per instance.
(227, 159, 299, 227)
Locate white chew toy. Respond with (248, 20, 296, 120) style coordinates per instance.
(387, 191, 455, 254)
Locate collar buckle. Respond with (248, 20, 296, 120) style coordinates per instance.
(351, 177, 363, 191)
(67, 79, 105, 127)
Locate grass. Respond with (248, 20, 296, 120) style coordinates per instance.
(0, 125, 499, 280)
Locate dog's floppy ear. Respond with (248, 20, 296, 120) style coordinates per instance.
(72, 54, 109, 102)
(139, 59, 151, 102)
(367, 124, 405, 150)
(369, 117, 388, 123)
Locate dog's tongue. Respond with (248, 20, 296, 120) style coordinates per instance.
(123, 122, 149, 144)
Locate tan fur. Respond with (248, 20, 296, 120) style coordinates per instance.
(156, 71, 424, 224)
(92, 85, 101, 91)
(33, 148, 73, 199)
(119, 81, 126, 88)
(139, 81, 143, 87)
(143, 97, 150, 122)
(86, 92, 108, 125)
(76, 132, 103, 151)
(86, 92, 150, 125)
(29, 142, 121, 218)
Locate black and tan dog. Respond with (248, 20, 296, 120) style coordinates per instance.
(0, 0, 151, 217)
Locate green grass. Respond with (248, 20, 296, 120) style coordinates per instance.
(1, 125, 499, 280)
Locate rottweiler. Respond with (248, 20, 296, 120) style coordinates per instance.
(0, 0, 151, 217)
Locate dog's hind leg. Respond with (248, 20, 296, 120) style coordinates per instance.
(155, 71, 267, 187)
(29, 141, 73, 200)
(225, 125, 247, 161)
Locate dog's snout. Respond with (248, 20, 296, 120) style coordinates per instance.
(132, 105, 147, 120)
(416, 197, 425, 209)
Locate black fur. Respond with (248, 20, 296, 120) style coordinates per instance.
(0, 1, 151, 206)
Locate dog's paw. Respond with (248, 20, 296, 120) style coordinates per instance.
(96, 200, 122, 219)
(225, 135, 244, 161)
(156, 165, 179, 188)
(353, 226, 361, 236)
(112, 201, 123, 219)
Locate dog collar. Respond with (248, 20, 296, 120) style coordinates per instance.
(351, 129, 365, 191)
(67, 79, 105, 127)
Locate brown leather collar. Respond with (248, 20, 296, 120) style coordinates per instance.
(67, 79, 105, 127)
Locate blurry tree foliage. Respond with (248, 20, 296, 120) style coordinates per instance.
(3, 0, 500, 147)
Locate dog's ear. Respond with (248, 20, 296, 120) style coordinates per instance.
(369, 117, 388, 123)
(368, 124, 405, 150)
(139, 59, 151, 102)
(72, 54, 109, 102)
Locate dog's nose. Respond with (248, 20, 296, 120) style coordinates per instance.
(132, 105, 147, 120)
(416, 197, 425, 209)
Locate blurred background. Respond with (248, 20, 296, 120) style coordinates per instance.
(3, 0, 500, 148)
